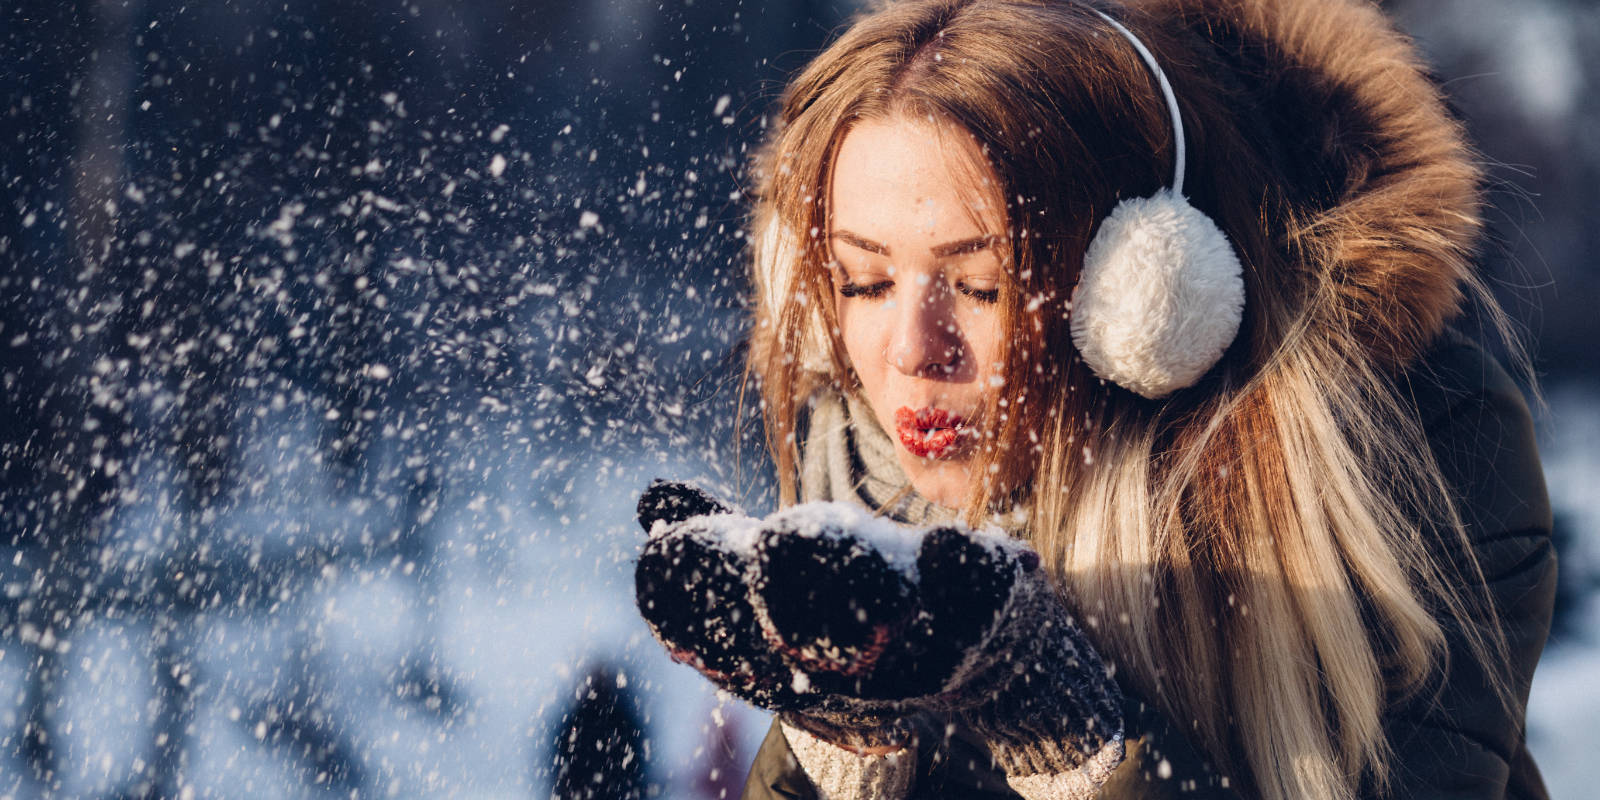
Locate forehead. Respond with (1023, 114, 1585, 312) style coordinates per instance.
(828, 114, 1004, 236)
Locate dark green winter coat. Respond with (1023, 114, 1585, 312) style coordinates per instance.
(739, 332, 1555, 800)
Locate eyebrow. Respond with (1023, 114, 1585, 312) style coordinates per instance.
(830, 230, 993, 258)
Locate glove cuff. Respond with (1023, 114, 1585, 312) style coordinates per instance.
(780, 718, 917, 800)
(976, 711, 1122, 775)
(1001, 732, 1125, 800)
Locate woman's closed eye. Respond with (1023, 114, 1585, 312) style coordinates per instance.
(957, 282, 999, 303)
(836, 278, 999, 303)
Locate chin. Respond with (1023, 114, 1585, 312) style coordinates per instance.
(900, 455, 973, 509)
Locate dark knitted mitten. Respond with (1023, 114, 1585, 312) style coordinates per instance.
(948, 565, 1127, 792)
(633, 480, 1125, 795)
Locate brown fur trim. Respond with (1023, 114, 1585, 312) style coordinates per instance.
(1135, 0, 1484, 368)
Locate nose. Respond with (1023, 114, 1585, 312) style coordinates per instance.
(887, 278, 964, 378)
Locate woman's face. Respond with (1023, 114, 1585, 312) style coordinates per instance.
(827, 115, 1007, 508)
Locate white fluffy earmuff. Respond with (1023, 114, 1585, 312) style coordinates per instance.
(1069, 12, 1245, 399)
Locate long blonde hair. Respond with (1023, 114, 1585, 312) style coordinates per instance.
(745, 1, 1517, 798)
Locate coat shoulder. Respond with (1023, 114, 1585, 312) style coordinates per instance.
(741, 720, 815, 800)
(1402, 331, 1552, 549)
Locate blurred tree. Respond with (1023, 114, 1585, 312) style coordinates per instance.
(550, 666, 650, 800)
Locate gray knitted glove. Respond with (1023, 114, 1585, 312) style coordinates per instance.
(634, 480, 1125, 794)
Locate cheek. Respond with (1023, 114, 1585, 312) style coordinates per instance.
(836, 301, 886, 384)
(967, 310, 1006, 373)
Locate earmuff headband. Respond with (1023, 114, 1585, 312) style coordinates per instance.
(1092, 10, 1186, 195)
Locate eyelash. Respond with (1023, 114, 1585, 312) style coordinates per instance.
(837, 281, 999, 304)
(837, 281, 891, 299)
(963, 286, 1001, 304)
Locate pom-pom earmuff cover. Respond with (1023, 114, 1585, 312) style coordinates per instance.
(1070, 188, 1244, 399)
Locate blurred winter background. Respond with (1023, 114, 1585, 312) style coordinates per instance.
(0, 0, 1595, 797)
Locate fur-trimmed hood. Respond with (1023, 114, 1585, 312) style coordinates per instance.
(1131, 0, 1484, 370)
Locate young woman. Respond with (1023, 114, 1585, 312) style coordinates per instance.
(633, 0, 1555, 798)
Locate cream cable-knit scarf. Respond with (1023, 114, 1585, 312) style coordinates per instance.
(796, 390, 956, 522)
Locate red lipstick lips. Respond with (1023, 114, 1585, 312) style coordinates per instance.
(894, 406, 972, 459)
